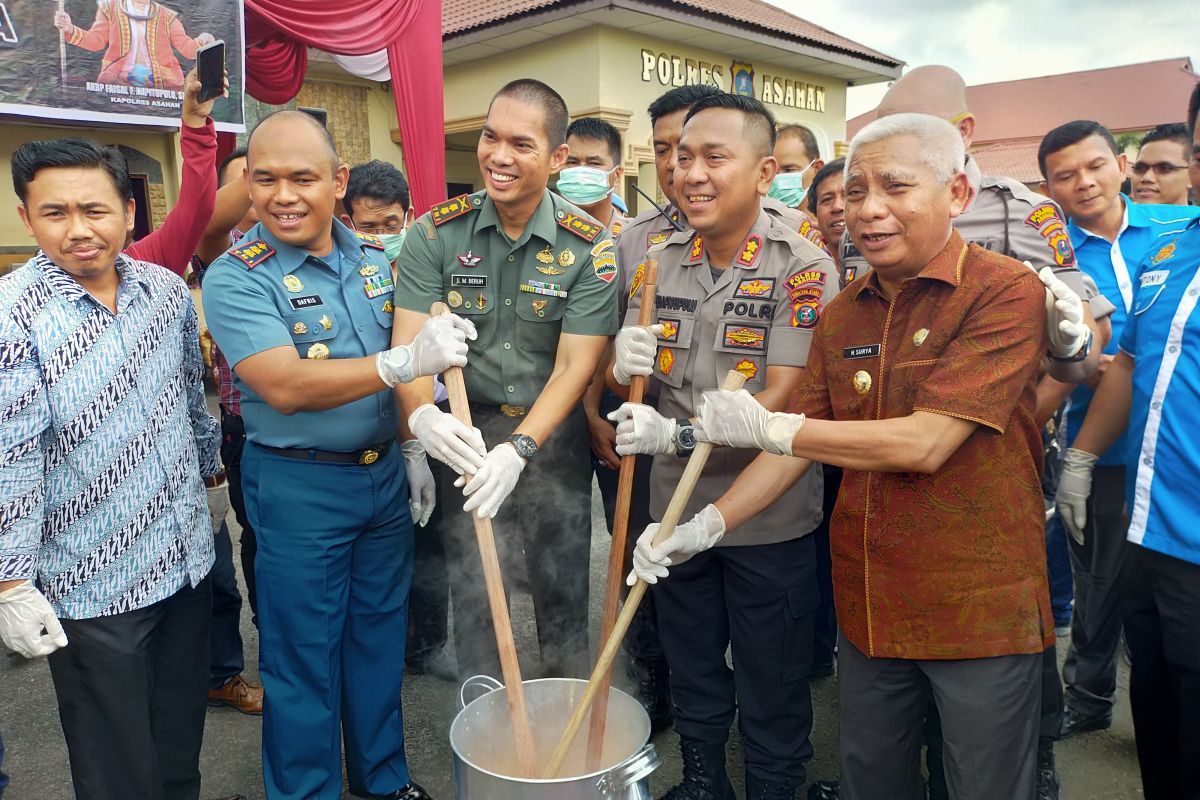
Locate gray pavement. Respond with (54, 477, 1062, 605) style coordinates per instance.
(1, 485, 1145, 799)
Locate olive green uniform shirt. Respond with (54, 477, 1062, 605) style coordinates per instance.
(625, 210, 839, 547)
(394, 189, 618, 407)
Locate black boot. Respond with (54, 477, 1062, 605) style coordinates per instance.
(745, 771, 797, 800)
(635, 656, 674, 735)
(806, 781, 839, 800)
(1036, 740, 1060, 800)
(660, 737, 735, 800)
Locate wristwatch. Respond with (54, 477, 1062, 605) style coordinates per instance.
(1050, 329, 1093, 363)
(674, 419, 697, 457)
(506, 433, 539, 461)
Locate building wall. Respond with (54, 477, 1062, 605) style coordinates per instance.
(441, 25, 849, 207)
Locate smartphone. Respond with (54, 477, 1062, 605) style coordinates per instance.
(196, 40, 225, 103)
(299, 106, 328, 128)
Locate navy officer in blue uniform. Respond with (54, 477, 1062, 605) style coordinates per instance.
(202, 110, 476, 800)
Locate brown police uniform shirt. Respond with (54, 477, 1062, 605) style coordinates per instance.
(839, 155, 1116, 321)
(796, 231, 1055, 660)
(615, 204, 683, 317)
(625, 210, 838, 547)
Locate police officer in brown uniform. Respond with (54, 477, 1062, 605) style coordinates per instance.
(392, 80, 617, 681)
(609, 93, 838, 800)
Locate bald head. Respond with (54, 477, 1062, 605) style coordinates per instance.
(248, 109, 339, 173)
(877, 66, 969, 121)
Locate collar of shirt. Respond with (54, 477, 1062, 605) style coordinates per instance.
(850, 230, 967, 303)
(36, 251, 151, 310)
(675, 209, 773, 269)
(245, 217, 364, 275)
(1068, 193, 1138, 244)
(473, 189, 559, 250)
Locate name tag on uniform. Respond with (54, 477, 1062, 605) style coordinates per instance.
(451, 274, 487, 288)
(1140, 270, 1169, 287)
(289, 295, 323, 309)
(843, 344, 881, 359)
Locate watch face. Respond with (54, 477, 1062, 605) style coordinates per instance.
(511, 434, 537, 458)
(678, 426, 696, 449)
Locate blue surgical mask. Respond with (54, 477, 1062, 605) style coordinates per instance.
(557, 166, 616, 206)
(767, 172, 809, 209)
(378, 229, 407, 262)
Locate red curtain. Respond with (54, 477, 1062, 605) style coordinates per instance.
(242, 0, 446, 213)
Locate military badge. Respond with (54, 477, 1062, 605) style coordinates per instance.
(659, 319, 680, 342)
(457, 250, 483, 268)
(292, 322, 308, 335)
(734, 359, 758, 380)
(531, 299, 548, 317)
(557, 249, 576, 268)
(657, 347, 675, 376)
(283, 274, 304, 292)
(307, 343, 330, 360)
(1150, 242, 1177, 266)
(536, 245, 555, 264)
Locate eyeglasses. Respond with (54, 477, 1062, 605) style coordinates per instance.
(354, 222, 406, 235)
(1131, 162, 1189, 176)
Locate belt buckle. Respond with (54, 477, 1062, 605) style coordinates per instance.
(500, 404, 526, 417)
(358, 449, 380, 465)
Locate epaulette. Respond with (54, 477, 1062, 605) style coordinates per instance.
(228, 239, 275, 270)
(431, 194, 476, 226)
(558, 211, 604, 243)
(355, 231, 384, 250)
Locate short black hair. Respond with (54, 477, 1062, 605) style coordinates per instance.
(217, 146, 248, 185)
(807, 157, 845, 214)
(248, 109, 339, 171)
(11, 137, 133, 205)
(1140, 122, 1191, 152)
(1189, 81, 1200, 138)
(648, 84, 722, 126)
(344, 159, 410, 219)
(1038, 120, 1118, 179)
(777, 124, 821, 163)
(491, 79, 569, 148)
(566, 118, 622, 166)
(683, 92, 777, 158)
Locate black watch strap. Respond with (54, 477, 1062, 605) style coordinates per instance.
(674, 418, 696, 457)
(506, 433, 538, 460)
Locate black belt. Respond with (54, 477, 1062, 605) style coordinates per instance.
(258, 439, 393, 465)
(468, 401, 528, 418)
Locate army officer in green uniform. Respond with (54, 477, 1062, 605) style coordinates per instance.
(392, 79, 618, 680)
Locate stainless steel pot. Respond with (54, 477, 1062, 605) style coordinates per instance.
(451, 675, 661, 799)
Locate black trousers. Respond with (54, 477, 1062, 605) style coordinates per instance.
(813, 464, 842, 669)
(655, 536, 818, 786)
(0, 727, 8, 797)
(408, 462, 449, 665)
(220, 410, 258, 627)
(1063, 465, 1127, 716)
(440, 405, 593, 680)
(48, 578, 212, 800)
(209, 519, 245, 688)
(1122, 543, 1200, 800)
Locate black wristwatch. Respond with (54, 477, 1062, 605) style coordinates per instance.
(506, 433, 539, 461)
(674, 419, 697, 457)
(1050, 330, 1093, 363)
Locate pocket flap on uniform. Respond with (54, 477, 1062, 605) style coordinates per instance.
(282, 310, 337, 342)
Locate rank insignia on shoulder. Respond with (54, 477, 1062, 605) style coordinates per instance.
(558, 211, 603, 242)
(687, 235, 704, 264)
(230, 239, 275, 269)
(431, 194, 475, 226)
(355, 231, 384, 250)
(736, 234, 762, 267)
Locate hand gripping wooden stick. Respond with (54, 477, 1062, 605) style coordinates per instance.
(545, 368, 748, 778)
(430, 302, 537, 777)
(585, 260, 659, 770)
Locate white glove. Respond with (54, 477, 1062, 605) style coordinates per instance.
(694, 389, 804, 456)
(400, 439, 436, 527)
(408, 404, 487, 475)
(607, 402, 678, 456)
(207, 481, 230, 535)
(626, 504, 726, 585)
(377, 314, 477, 387)
(1056, 447, 1098, 545)
(0, 581, 68, 658)
(456, 443, 526, 519)
(613, 324, 663, 385)
(1038, 266, 1088, 359)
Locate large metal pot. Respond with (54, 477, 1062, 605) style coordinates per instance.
(451, 675, 661, 799)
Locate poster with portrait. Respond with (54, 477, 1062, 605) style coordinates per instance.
(0, 0, 245, 131)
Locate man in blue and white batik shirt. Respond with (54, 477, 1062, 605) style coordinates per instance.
(0, 137, 228, 800)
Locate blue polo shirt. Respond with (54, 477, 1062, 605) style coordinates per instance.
(1064, 197, 1199, 464)
(1118, 218, 1200, 565)
(201, 220, 398, 451)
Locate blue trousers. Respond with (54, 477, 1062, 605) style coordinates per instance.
(0, 727, 8, 796)
(242, 443, 414, 800)
(1045, 513, 1074, 627)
